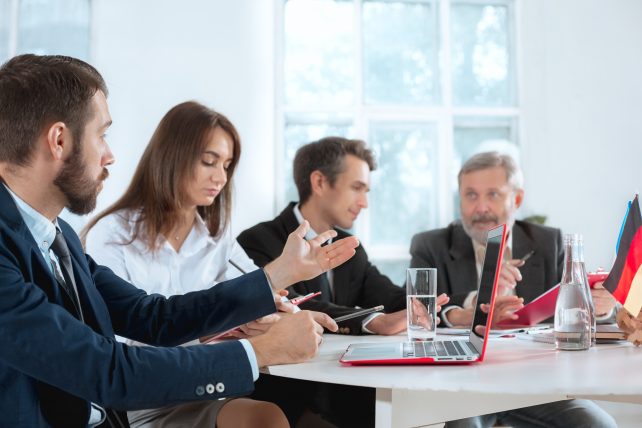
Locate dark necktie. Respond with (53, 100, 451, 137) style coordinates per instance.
(317, 240, 333, 302)
(50, 228, 83, 321)
(50, 229, 130, 428)
(318, 272, 333, 303)
(101, 409, 130, 428)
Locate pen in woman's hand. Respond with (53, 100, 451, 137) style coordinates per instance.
(228, 259, 247, 274)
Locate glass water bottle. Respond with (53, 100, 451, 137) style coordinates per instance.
(575, 234, 596, 346)
(554, 234, 591, 350)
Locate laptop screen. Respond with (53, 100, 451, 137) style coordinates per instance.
(469, 224, 506, 352)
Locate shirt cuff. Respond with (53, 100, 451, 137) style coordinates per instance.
(239, 339, 259, 381)
(463, 291, 477, 310)
(361, 312, 385, 334)
(440, 305, 462, 328)
(87, 403, 106, 427)
(262, 268, 274, 290)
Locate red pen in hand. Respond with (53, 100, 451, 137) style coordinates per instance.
(203, 292, 323, 343)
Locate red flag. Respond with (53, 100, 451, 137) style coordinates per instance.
(603, 195, 642, 312)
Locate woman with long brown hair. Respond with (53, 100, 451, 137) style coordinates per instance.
(83, 101, 288, 428)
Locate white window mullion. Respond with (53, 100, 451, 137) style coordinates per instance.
(354, 0, 371, 248)
(8, 0, 19, 57)
(438, 0, 455, 227)
(513, 0, 524, 150)
(274, 0, 287, 213)
(507, 0, 519, 107)
(279, 0, 520, 281)
(451, 107, 520, 117)
(364, 106, 444, 123)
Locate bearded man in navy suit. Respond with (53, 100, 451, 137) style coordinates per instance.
(0, 54, 358, 427)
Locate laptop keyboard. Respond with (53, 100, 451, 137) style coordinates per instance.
(403, 340, 475, 358)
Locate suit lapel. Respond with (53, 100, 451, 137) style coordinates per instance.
(0, 184, 71, 299)
(511, 223, 547, 303)
(0, 184, 109, 334)
(63, 225, 113, 336)
(279, 203, 300, 236)
(447, 227, 478, 295)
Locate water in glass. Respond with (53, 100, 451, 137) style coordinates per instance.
(407, 294, 436, 341)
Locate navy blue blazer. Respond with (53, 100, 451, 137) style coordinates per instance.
(0, 184, 276, 427)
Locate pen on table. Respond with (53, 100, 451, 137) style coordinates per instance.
(333, 305, 384, 323)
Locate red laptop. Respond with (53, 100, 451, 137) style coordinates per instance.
(340, 224, 506, 365)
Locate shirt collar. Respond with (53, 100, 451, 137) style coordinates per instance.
(3, 183, 57, 253)
(172, 212, 221, 257)
(293, 203, 320, 241)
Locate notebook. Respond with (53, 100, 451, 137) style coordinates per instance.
(340, 224, 507, 365)
(516, 324, 626, 344)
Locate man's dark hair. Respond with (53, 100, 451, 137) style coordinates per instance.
(0, 54, 108, 166)
(293, 136, 376, 203)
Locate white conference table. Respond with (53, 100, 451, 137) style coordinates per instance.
(264, 333, 642, 428)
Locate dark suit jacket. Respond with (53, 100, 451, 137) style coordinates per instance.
(0, 184, 275, 427)
(409, 220, 564, 308)
(237, 203, 406, 335)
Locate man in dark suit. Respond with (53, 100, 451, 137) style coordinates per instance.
(409, 151, 616, 428)
(0, 54, 359, 427)
(411, 151, 559, 326)
(239, 137, 450, 335)
(238, 137, 448, 427)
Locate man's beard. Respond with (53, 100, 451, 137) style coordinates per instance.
(53, 143, 109, 215)
(462, 213, 501, 245)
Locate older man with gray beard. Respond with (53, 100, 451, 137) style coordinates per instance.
(408, 151, 616, 428)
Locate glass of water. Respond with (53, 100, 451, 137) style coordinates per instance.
(406, 268, 437, 341)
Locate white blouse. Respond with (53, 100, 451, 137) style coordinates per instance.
(85, 209, 258, 299)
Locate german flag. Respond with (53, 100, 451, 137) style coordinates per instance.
(603, 195, 642, 315)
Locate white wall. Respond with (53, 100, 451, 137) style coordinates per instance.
(83, 0, 641, 268)
(519, 0, 642, 267)
(89, 0, 276, 235)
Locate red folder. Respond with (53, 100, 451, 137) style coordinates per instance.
(498, 272, 608, 327)
(497, 283, 560, 327)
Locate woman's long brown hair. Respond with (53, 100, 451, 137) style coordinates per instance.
(82, 101, 241, 250)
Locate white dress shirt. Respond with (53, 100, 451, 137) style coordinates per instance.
(293, 204, 382, 332)
(84, 209, 260, 378)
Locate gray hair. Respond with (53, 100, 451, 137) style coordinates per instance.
(458, 151, 524, 190)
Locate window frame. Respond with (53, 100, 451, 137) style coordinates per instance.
(277, 0, 520, 276)
(0, 0, 92, 63)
